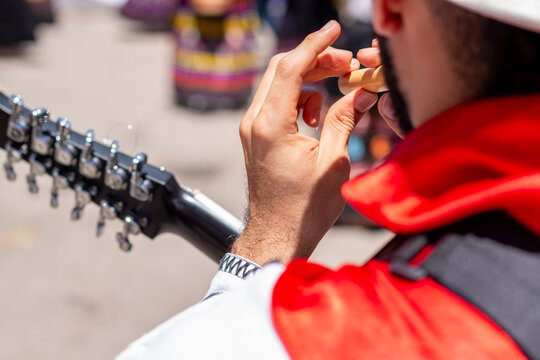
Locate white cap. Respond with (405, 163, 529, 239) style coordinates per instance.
(445, 0, 540, 33)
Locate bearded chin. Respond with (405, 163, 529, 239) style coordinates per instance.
(375, 35, 414, 135)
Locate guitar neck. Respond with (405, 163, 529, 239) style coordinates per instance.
(0, 91, 243, 262)
(166, 184, 243, 262)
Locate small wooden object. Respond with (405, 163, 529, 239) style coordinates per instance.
(338, 66, 388, 95)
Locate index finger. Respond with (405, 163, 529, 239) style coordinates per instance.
(259, 21, 341, 131)
(356, 47, 382, 68)
(303, 47, 358, 83)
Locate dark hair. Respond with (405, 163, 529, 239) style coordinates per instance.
(424, 0, 540, 98)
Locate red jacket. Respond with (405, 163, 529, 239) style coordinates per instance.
(273, 94, 540, 359)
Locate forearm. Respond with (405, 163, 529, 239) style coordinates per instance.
(231, 219, 320, 266)
(231, 226, 290, 266)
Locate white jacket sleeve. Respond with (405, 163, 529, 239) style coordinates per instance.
(115, 254, 289, 360)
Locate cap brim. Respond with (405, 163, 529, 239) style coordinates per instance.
(446, 0, 540, 33)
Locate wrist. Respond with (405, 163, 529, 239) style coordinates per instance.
(231, 220, 314, 265)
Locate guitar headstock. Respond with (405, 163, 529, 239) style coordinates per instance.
(0, 92, 242, 261)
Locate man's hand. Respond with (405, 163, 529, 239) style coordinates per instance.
(232, 21, 379, 265)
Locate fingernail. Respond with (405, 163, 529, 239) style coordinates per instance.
(358, 47, 380, 56)
(382, 95, 396, 120)
(354, 91, 378, 113)
(313, 110, 321, 127)
(321, 20, 337, 33)
(350, 58, 360, 70)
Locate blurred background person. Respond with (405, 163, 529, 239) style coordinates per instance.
(0, 0, 55, 49)
(173, 0, 261, 111)
(25, 0, 56, 23)
(121, 0, 177, 27)
(272, 0, 338, 52)
(0, 0, 36, 47)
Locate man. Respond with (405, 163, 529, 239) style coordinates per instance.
(117, 0, 540, 358)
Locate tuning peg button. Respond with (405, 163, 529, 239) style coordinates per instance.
(79, 130, 103, 179)
(3, 163, 16, 181)
(130, 153, 153, 202)
(104, 141, 127, 190)
(115, 215, 146, 252)
(50, 168, 71, 208)
(26, 154, 51, 193)
(30, 108, 53, 156)
(71, 184, 96, 220)
(3, 143, 26, 181)
(54, 118, 77, 167)
(7, 95, 29, 143)
(115, 232, 133, 252)
(96, 200, 123, 237)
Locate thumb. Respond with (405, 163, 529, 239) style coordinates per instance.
(319, 89, 378, 157)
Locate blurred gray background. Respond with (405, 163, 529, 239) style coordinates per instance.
(0, 2, 391, 359)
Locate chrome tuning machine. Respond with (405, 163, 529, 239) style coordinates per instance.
(26, 154, 52, 194)
(79, 130, 103, 179)
(4, 95, 29, 181)
(96, 199, 123, 237)
(115, 215, 147, 252)
(71, 183, 97, 220)
(30, 108, 53, 156)
(104, 140, 127, 190)
(4, 143, 25, 181)
(54, 118, 77, 167)
(50, 119, 76, 207)
(50, 168, 74, 208)
(130, 153, 153, 202)
(26, 108, 53, 193)
(6, 95, 29, 143)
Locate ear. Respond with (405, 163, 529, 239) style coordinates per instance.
(372, 0, 404, 36)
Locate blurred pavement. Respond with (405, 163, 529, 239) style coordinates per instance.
(0, 4, 392, 359)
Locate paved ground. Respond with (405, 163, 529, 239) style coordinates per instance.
(0, 4, 391, 359)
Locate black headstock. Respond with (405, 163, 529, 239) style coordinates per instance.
(0, 92, 243, 262)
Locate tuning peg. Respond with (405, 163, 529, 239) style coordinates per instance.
(115, 215, 144, 252)
(7, 95, 29, 143)
(79, 130, 103, 179)
(82, 130, 93, 159)
(26, 154, 51, 193)
(96, 199, 123, 237)
(71, 184, 96, 220)
(4, 95, 29, 181)
(54, 118, 77, 167)
(10, 95, 23, 114)
(130, 152, 153, 202)
(30, 108, 53, 156)
(104, 140, 127, 190)
(4, 145, 20, 181)
(57, 117, 70, 142)
(3, 143, 26, 181)
(50, 168, 71, 208)
(3, 163, 16, 181)
(26, 175, 38, 193)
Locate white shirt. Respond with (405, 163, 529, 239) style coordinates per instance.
(116, 255, 289, 359)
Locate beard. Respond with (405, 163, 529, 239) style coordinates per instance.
(376, 35, 414, 134)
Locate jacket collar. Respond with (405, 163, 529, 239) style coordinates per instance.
(342, 93, 540, 235)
